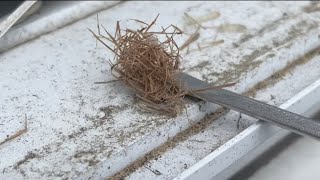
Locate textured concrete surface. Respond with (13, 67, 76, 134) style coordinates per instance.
(0, 1, 320, 179)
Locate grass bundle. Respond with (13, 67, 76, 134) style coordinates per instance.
(89, 14, 235, 116)
(89, 15, 186, 116)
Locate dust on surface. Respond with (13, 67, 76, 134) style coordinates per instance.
(245, 45, 320, 97)
(109, 108, 229, 180)
(196, 19, 317, 85)
(238, 14, 291, 45)
(188, 61, 210, 72)
(14, 152, 38, 170)
(10, 101, 146, 178)
(218, 24, 247, 33)
(303, 1, 320, 13)
(13, 152, 39, 177)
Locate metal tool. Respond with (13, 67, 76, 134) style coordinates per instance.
(179, 72, 320, 140)
(0, 1, 38, 39)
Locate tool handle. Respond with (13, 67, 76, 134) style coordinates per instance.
(179, 73, 320, 140)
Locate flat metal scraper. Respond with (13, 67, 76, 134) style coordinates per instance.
(179, 72, 320, 140)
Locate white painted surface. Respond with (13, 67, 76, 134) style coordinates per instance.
(1, 1, 320, 179)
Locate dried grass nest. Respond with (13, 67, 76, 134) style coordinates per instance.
(89, 14, 232, 116)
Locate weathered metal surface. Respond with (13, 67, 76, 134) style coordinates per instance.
(1, 1, 320, 180)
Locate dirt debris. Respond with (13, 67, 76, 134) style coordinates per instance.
(108, 108, 228, 180)
(0, 114, 28, 146)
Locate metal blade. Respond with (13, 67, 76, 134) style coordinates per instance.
(179, 72, 320, 140)
(0, 1, 37, 39)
